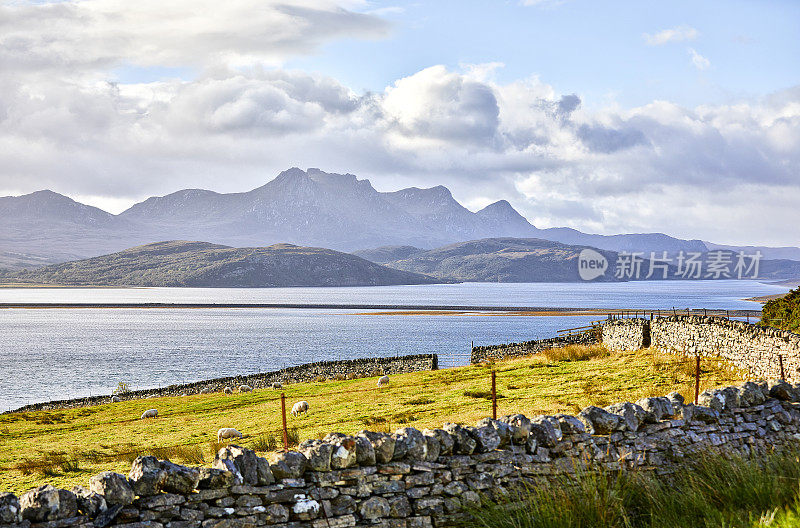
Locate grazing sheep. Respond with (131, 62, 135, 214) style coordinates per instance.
(180, 393, 188, 397)
(199, 388, 211, 395)
(140, 409, 158, 419)
(223, 387, 233, 395)
(377, 375, 390, 387)
(271, 382, 283, 389)
(110, 396, 121, 403)
(291, 401, 309, 416)
(217, 428, 243, 443)
(239, 384, 253, 393)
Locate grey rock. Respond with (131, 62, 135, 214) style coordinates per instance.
(197, 468, 234, 490)
(255, 456, 274, 485)
(769, 380, 794, 401)
(161, 461, 201, 494)
(605, 402, 647, 432)
(128, 456, 165, 496)
(90, 472, 135, 506)
(421, 431, 441, 462)
(359, 496, 390, 520)
(476, 418, 512, 447)
(689, 404, 720, 424)
(528, 417, 561, 447)
(394, 427, 427, 460)
(468, 425, 501, 453)
(578, 406, 622, 435)
(698, 389, 727, 412)
(212, 445, 259, 486)
(263, 503, 289, 524)
(270, 451, 308, 479)
(72, 486, 106, 518)
(738, 382, 767, 407)
(324, 433, 358, 469)
(667, 391, 685, 407)
(0, 492, 20, 524)
(499, 414, 532, 443)
(636, 397, 675, 420)
(329, 495, 356, 516)
(93, 504, 124, 528)
(423, 428, 454, 456)
(357, 430, 395, 464)
(298, 440, 333, 472)
(388, 496, 412, 518)
(19, 485, 77, 522)
(355, 435, 377, 466)
(443, 423, 477, 455)
(555, 414, 586, 435)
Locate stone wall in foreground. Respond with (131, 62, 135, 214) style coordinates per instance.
(4, 380, 800, 528)
(470, 332, 597, 364)
(602, 318, 650, 351)
(7, 355, 438, 414)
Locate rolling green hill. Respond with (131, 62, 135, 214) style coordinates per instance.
(761, 287, 800, 333)
(0, 241, 442, 287)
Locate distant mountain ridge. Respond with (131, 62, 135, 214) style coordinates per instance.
(0, 241, 441, 287)
(1, 167, 798, 268)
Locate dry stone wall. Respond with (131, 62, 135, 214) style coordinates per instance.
(4, 381, 800, 528)
(470, 333, 597, 364)
(602, 319, 650, 351)
(7, 355, 438, 414)
(650, 316, 800, 383)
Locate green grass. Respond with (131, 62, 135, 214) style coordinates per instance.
(0, 345, 744, 494)
(761, 286, 800, 333)
(463, 449, 800, 528)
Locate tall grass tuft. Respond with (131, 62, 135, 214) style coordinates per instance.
(462, 449, 800, 528)
(541, 344, 610, 363)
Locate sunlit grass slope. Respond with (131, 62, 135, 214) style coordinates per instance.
(0, 345, 745, 494)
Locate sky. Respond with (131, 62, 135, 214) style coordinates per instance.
(1, 0, 799, 246)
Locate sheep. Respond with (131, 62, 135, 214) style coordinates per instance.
(217, 428, 243, 443)
(140, 409, 158, 419)
(199, 388, 211, 395)
(377, 375, 390, 387)
(239, 384, 253, 393)
(271, 382, 283, 389)
(291, 401, 309, 416)
(110, 396, 121, 403)
(223, 387, 233, 395)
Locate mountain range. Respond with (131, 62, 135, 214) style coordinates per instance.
(2, 167, 799, 270)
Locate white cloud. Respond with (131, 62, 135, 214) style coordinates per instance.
(644, 25, 699, 46)
(688, 48, 711, 70)
(0, 2, 799, 246)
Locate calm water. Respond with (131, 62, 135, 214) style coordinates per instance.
(0, 280, 787, 411)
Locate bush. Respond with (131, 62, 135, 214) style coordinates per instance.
(761, 287, 800, 333)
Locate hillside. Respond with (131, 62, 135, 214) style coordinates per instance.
(0, 241, 441, 287)
(761, 287, 800, 333)
(0, 346, 743, 494)
(384, 237, 619, 282)
(351, 245, 425, 264)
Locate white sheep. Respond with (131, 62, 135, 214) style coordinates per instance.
(217, 428, 243, 443)
(223, 387, 233, 395)
(140, 409, 158, 419)
(239, 385, 253, 393)
(291, 401, 309, 416)
(199, 388, 211, 394)
(110, 396, 121, 403)
(377, 375, 390, 387)
(271, 382, 283, 389)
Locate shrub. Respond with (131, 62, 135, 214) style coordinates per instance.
(761, 288, 800, 333)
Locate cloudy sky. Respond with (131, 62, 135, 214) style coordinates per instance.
(1, 0, 798, 246)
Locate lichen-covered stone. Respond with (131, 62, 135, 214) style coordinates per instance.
(197, 468, 234, 490)
(555, 414, 585, 435)
(72, 485, 107, 518)
(443, 423, 476, 455)
(475, 418, 512, 447)
(212, 445, 259, 486)
(423, 428, 454, 456)
(738, 382, 767, 407)
(324, 433, 358, 469)
(422, 431, 441, 462)
(528, 417, 561, 447)
(357, 430, 395, 463)
(468, 424, 501, 453)
(270, 451, 308, 479)
(499, 414, 532, 443)
(605, 402, 648, 432)
(90, 472, 135, 506)
(359, 496, 390, 520)
(0, 492, 20, 524)
(394, 428, 427, 460)
(298, 440, 333, 472)
(578, 406, 622, 435)
(19, 485, 77, 522)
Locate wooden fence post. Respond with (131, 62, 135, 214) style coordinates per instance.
(694, 356, 701, 405)
(491, 370, 497, 420)
(779, 355, 786, 381)
(280, 393, 289, 451)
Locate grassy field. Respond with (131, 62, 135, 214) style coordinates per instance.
(0, 345, 746, 494)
